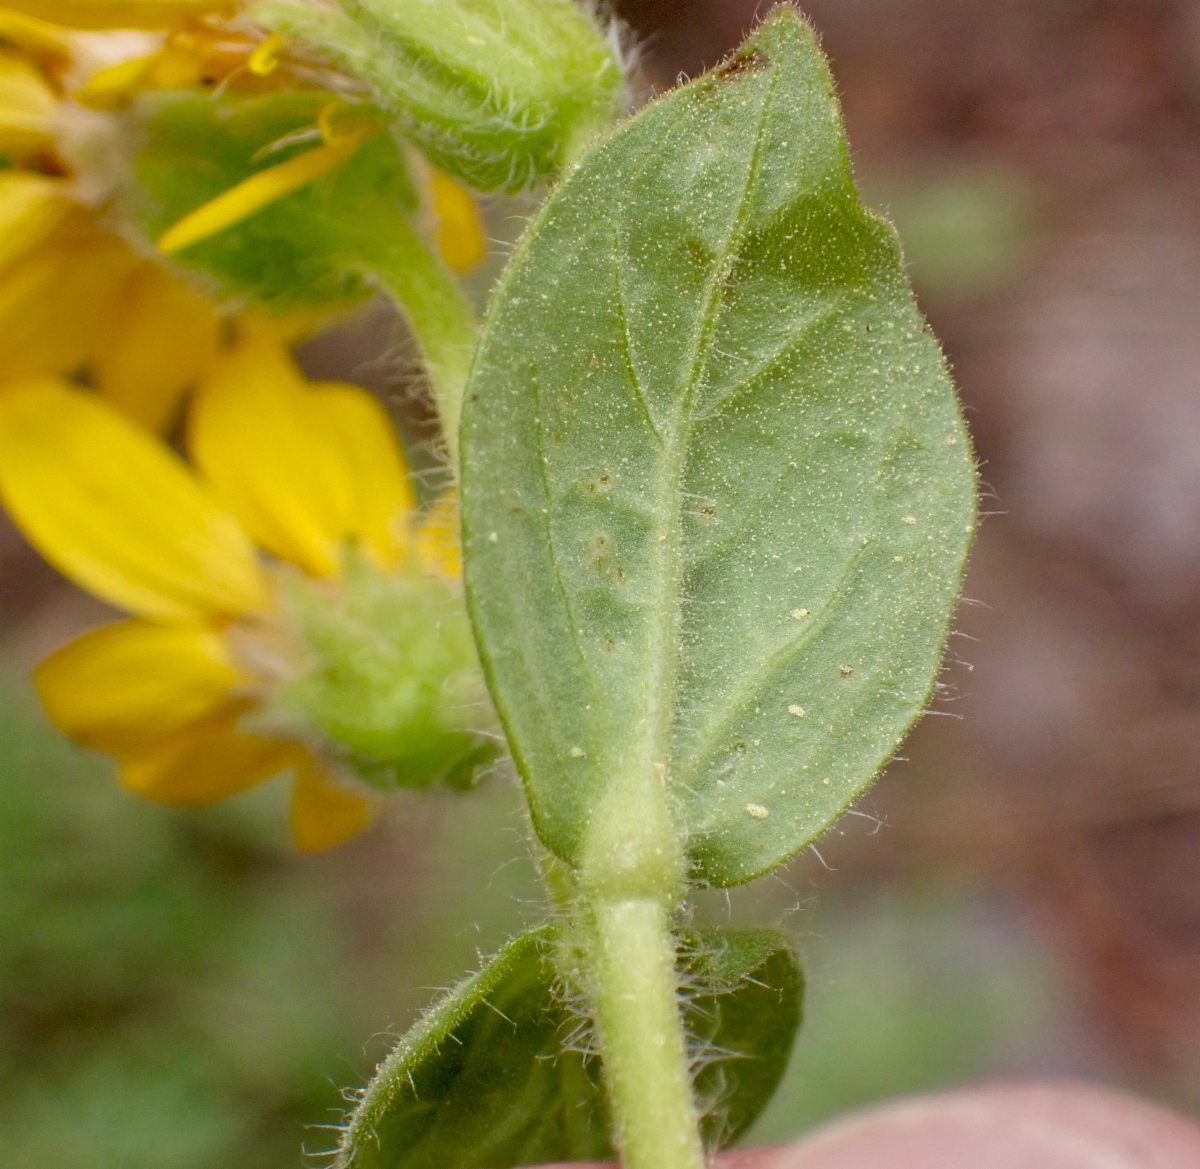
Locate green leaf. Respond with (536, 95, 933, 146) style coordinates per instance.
(337, 926, 612, 1169)
(461, 8, 976, 886)
(684, 928, 803, 1147)
(337, 925, 801, 1167)
(686, 926, 806, 1147)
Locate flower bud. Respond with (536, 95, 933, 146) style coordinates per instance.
(264, 549, 499, 793)
(253, 0, 625, 191)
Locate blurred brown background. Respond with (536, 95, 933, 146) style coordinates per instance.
(2, 0, 1199, 1163)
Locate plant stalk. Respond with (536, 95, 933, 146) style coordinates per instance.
(362, 214, 477, 469)
(585, 896, 705, 1169)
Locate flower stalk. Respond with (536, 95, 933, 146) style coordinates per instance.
(360, 212, 477, 468)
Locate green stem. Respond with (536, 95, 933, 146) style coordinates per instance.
(575, 749, 702, 1169)
(362, 216, 477, 469)
(585, 897, 704, 1169)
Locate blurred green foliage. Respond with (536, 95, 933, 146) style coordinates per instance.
(866, 165, 1038, 299)
(750, 890, 1068, 1143)
(0, 670, 536, 1168)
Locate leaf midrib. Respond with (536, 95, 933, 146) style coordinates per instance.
(637, 66, 781, 795)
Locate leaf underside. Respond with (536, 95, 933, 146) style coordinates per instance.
(337, 925, 801, 1169)
(462, 7, 976, 885)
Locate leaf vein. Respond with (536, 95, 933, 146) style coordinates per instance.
(695, 295, 847, 422)
(610, 240, 666, 445)
(530, 363, 591, 676)
(676, 535, 873, 782)
(649, 65, 784, 775)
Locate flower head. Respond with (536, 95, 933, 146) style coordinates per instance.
(0, 2, 280, 428)
(0, 0, 484, 431)
(0, 334, 490, 850)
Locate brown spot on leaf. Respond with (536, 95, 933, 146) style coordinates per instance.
(715, 48, 767, 80)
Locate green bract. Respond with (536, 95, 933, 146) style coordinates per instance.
(337, 925, 801, 1168)
(461, 9, 976, 887)
(265, 551, 498, 793)
(132, 88, 476, 451)
(254, 0, 624, 192)
(131, 90, 412, 310)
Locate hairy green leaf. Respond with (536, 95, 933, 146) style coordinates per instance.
(337, 927, 610, 1169)
(684, 927, 803, 1147)
(338, 925, 801, 1167)
(461, 7, 976, 885)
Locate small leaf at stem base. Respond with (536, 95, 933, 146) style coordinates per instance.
(337, 925, 802, 1168)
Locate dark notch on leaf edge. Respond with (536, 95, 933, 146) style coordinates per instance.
(714, 47, 767, 80)
(712, 3, 812, 82)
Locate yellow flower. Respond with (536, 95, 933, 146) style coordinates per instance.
(0, 6, 334, 428)
(5, 0, 225, 31)
(0, 335, 462, 850)
(70, 17, 317, 108)
(0, 173, 222, 428)
(0, 8, 223, 428)
(0, 3, 486, 429)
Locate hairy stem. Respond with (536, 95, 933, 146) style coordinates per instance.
(362, 215, 477, 468)
(585, 897, 704, 1169)
(576, 756, 701, 1169)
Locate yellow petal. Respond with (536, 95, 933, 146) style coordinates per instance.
(1, 0, 228, 31)
(143, 39, 211, 87)
(289, 758, 374, 852)
(0, 171, 71, 273)
(119, 711, 301, 805)
(430, 169, 485, 274)
(306, 380, 416, 567)
(0, 213, 138, 384)
(0, 10, 69, 77)
(70, 52, 155, 110)
(0, 380, 268, 619)
(34, 618, 241, 754)
(189, 339, 413, 576)
(0, 50, 58, 155)
(415, 492, 462, 580)
(157, 133, 364, 255)
(190, 342, 351, 578)
(93, 260, 220, 430)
